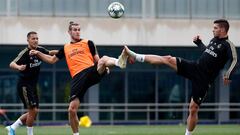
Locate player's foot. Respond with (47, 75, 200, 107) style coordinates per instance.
(118, 48, 128, 68)
(124, 45, 136, 64)
(5, 126, 15, 135)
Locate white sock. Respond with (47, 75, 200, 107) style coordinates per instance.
(185, 128, 192, 135)
(27, 126, 33, 135)
(73, 133, 79, 135)
(135, 54, 145, 62)
(127, 49, 145, 62)
(11, 119, 23, 130)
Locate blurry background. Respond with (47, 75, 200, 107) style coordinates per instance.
(0, 0, 240, 125)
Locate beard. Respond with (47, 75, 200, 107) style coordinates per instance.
(72, 36, 80, 41)
(213, 33, 219, 38)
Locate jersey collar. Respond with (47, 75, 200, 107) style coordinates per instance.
(70, 39, 82, 44)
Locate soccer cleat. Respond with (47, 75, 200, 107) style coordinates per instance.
(123, 45, 136, 64)
(5, 126, 15, 135)
(118, 49, 128, 68)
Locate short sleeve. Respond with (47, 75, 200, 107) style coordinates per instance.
(55, 48, 65, 59)
(13, 48, 28, 64)
(88, 40, 98, 56)
(38, 46, 50, 55)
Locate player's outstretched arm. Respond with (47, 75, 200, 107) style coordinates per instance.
(49, 50, 59, 55)
(9, 61, 26, 71)
(30, 50, 59, 64)
(193, 35, 206, 51)
(223, 44, 238, 85)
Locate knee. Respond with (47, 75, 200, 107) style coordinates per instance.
(33, 108, 39, 113)
(101, 55, 109, 61)
(159, 55, 176, 66)
(68, 106, 77, 116)
(101, 55, 109, 59)
(167, 56, 176, 64)
(98, 56, 108, 65)
(28, 107, 39, 119)
(30, 107, 38, 114)
(189, 104, 199, 115)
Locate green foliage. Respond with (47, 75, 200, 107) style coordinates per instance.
(64, 81, 71, 103)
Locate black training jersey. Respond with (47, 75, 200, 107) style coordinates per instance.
(13, 46, 49, 83)
(194, 37, 238, 82)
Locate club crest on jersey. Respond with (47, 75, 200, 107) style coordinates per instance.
(217, 44, 222, 49)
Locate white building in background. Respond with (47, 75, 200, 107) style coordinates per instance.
(0, 17, 240, 46)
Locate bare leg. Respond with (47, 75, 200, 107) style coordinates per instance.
(7, 108, 38, 135)
(26, 107, 38, 127)
(19, 113, 28, 124)
(68, 98, 80, 134)
(97, 53, 127, 74)
(124, 45, 178, 71)
(6, 113, 27, 131)
(186, 98, 199, 134)
(25, 107, 38, 135)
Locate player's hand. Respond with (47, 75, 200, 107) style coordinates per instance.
(193, 35, 202, 43)
(49, 50, 59, 55)
(29, 50, 39, 56)
(18, 65, 27, 71)
(223, 76, 231, 85)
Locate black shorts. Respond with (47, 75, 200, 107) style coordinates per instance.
(70, 64, 106, 102)
(176, 57, 211, 106)
(17, 82, 39, 109)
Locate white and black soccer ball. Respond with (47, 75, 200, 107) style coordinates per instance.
(107, 2, 125, 19)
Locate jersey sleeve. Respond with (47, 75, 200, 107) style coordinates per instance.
(193, 38, 206, 52)
(38, 46, 50, 54)
(55, 48, 65, 59)
(13, 48, 28, 64)
(224, 42, 238, 79)
(88, 40, 98, 57)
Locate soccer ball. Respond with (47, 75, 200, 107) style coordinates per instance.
(79, 116, 92, 128)
(107, 2, 125, 19)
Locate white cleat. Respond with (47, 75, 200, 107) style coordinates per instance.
(118, 49, 128, 69)
(5, 126, 15, 135)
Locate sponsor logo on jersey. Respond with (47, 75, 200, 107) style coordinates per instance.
(68, 49, 84, 58)
(204, 48, 217, 57)
(30, 59, 42, 68)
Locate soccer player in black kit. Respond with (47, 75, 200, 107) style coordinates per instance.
(123, 19, 238, 135)
(6, 31, 57, 135)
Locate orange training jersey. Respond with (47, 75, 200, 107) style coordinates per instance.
(64, 39, 94, 77)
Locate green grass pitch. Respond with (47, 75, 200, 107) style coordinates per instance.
(1, 125, 240, 135)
